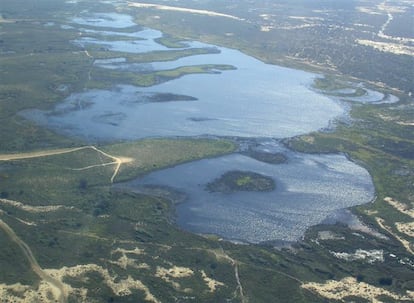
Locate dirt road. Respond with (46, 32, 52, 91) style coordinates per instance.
(0, 146, 133, 183)
(0, 219, 67, 303)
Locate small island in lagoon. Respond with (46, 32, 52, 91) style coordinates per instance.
(206, 170, 276, 193)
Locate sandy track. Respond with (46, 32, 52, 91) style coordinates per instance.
(0, 146, 133, 183)
(0, 146, 91, 161)
(0, 219, 67, 303)
(128, 2, 244, 21)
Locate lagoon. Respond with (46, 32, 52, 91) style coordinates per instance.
(24, 14, 347, 141)
(123, 144, 374, 244)
(23, 12, 378, 243)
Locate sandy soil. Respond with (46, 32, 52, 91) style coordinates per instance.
(0, 281, 66, 303)
(302, 277, 414, 302)
(317, 231, 345, 241)
(200, 270, 224, 292)
(155, 265, 194, 292)
(0, 219, 67, 303)
(330, 249, 384, 264)
(0, 223, 157, 303)
(384, 197, 414, 218)
(0, 16, 16, 23)
(378, 113, 414, 126)
(375, 217, 414, 255)
(0, 146, 90, 161)
(128, 2, 244, 21)
(109, 247, 146, 270)
(378, 197, 414, 254)
(0, 145, 134, 183)
(0, 198, 74, 213)
(156, 266, 194, 279)
(356, 39, 414, 56)
(301, 135, 315, 144)
(396, 221, 414, 237)
(397, 121, 414, 126)
(47, 264, 160, 303)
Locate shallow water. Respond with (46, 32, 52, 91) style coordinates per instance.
(124, 146, 374, 243)
(25, 15, 347, 140)
(25, 13, 397, 141)
(22, 13, 381, 243)
(72, 13, 137, 28)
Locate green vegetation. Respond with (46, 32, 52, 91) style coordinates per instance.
(313, 76, 367, 98)
(145, 93, 197, 102)
(154, 35, 189, 48)
(91, 64, 235, 87)
(245, 150, 288, 164)
(0, 138, 235, 204)
(206, 170, 276, 193)
(0, 1, 413, 302)
(126, 0, 414, 93)
(105, 138, 236, 181)
(0, 13, 225, 151)
(313, 76, 351, 91)
(91, 46, 220, 63)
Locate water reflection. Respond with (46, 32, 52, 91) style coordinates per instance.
(23, 13, 380, 243)
(123, 143, 374, 243)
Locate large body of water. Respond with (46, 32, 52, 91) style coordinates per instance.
(23, 13, 380, 244)
(24, 13, 349, 140)
(124, 144, 374, 243)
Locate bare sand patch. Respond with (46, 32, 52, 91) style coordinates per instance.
(113, 247, 145, 255)
(200, 270, 224, 292)
(109, 247, 146, 269)
(377, 199, 414, 253)
(46, 264, 160, 303)
(302, 277, 414, 302)
(0, 281, 66, 303)
(128, 2, 244, 21)
(384, 197, 414, 218)
(260, 25, 273, 32)
(0, 219, 67, 302)
(156, 266, 194, 279)
(397, 121, 414, 126)
(14, 217, 37, 226)
(376, 217, 414, 255)
(357, 7, 382, 15)
(118, 156, 134, 164)
(317, 231, 345, 241)
(0, 15, 16, 23)
(0, 198, 74, 213)
(0, 147, 82, 161)
(365, 209, 379, 216)
(330, 249, 384, 264)
(377, 114, 414, 126)
(356, 39, 414, 56)
(396, 221, 414, 237)
(155, 266, 194, 291)
(301, 135, 315, 144)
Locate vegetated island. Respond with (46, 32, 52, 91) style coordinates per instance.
(245, 150, 288, 164)
(146, 92, 198, 102)
(206, 170, 276, 193)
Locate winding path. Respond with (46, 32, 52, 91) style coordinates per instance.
(0, 219, 67, 303)
(0, 146, 133, 183)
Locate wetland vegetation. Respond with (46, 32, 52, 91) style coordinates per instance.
(206, 170, 276, 193)
(0, 0, 413, 302)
